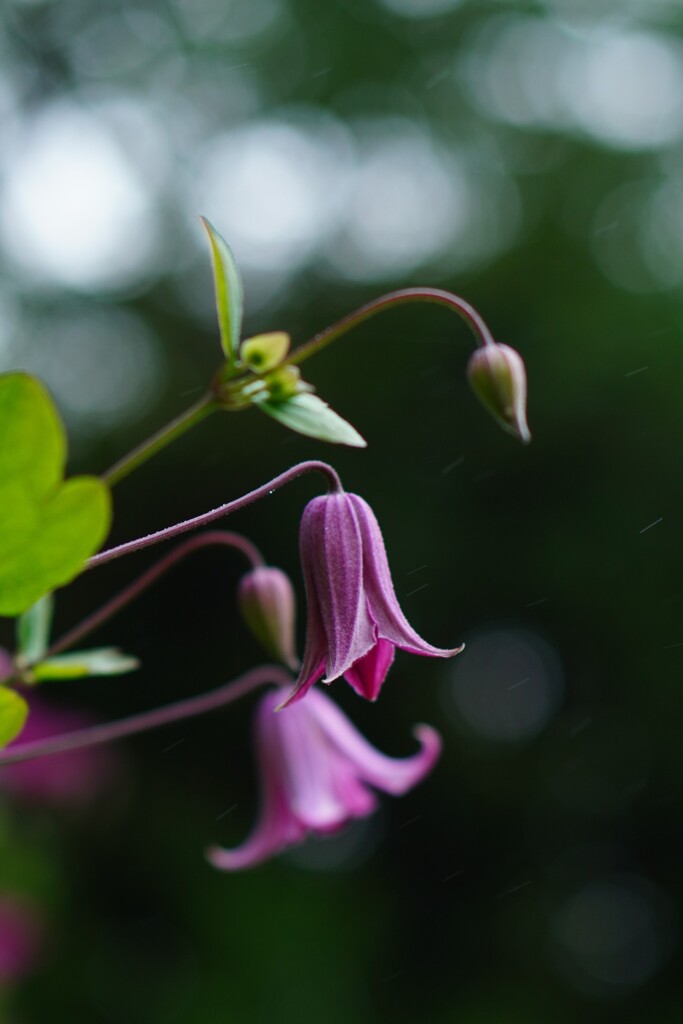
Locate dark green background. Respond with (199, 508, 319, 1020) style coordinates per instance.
(1, 0, 682, 1020)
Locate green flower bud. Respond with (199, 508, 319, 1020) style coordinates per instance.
(240, 332, 290, 374)
(467, 343, 531, 444)
(238, 567, 299, 670)
(263, 366, 312, 404)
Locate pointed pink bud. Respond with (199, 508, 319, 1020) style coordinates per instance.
(207, 685, 441, 871)
(238, 567, 298, 670)
(283, 492, 463, 706)
(467, 343, 531, 444)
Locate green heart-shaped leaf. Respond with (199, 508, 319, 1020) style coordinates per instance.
(0, 688, 29, 748)
(0, 373, 111, 617)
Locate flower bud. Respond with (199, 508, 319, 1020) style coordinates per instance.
(238, 567, 298, 670)
(467, 343, 531, 444)
(263, 365, 311, 403)
(240, 332, 290, 374)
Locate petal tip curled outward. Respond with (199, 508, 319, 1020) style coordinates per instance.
(348, 494, 465, 660)
(208, 686, 442, 871)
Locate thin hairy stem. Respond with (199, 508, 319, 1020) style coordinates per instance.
(0, 665, 291, 766)
(288, 287, 496, 367)
(47, 531, 265, 659)
(89, 460, 343, 569)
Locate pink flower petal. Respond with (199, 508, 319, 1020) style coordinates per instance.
(343, 638, 395, 701)
(209, 686, 441, 872)
(305, 687, 442, 795)
(349, 494, 463, 659)
(305, 495, 375, 682)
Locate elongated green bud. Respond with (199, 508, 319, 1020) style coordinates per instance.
(238, 567, 298, 670)
(467, 343, 531, 444)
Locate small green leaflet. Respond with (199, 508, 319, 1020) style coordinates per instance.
(259, 393, 367, 448)
(0, 688, 29, 748)
(200, 217, 244, 364)
(17, 594, 54, 664)
(31, 647, 140, 682)
(0, 373, 112, 617)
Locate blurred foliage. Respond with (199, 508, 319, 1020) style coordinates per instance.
(1, 0, 683, 1019)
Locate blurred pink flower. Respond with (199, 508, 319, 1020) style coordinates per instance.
(285, 492, 463, 706)
(0, 896, 43, 985)
(208, 685, 441, 871)
(1, 697, 113, 806)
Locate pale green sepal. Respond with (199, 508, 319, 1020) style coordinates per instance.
(31, 647, 140, 682)
(259, 393, 367, 447)
(0, 688, 29, 748)
(17, 595, 54, 664)
(200, 217, 244, 363)
(0, 372, 112, 617)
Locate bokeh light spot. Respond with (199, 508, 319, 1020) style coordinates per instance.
(443, 626, 563, 742)
(0, 102, 157, 291)
(552, 874, 675, 995)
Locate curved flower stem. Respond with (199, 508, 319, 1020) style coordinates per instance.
(0, 665, 291, 766)
(288, 287, 497, 367)
(102, 393, 218, 488)
(46, 531, 265, 660)
(89, 460, 343, 570)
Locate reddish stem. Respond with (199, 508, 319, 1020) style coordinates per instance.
(89, 460, 342, 570)
(0, 665, 291, 766)
(47, 531, 265, 659)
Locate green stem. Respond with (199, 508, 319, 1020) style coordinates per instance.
(102, 393, 218, 487)
(288, 287, 496, 367)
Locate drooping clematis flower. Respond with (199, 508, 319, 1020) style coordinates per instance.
(284, 491, 463, 706)
(207, 686, 440, 871)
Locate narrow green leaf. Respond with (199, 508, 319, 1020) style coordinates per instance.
(32, 647, 140, 682)
(259, 393, 367, 448)
(0, 372, 112, 617)
(200, 217, 244, 363)
(0, 688, 29, 748)
(17, 595, 54, 663)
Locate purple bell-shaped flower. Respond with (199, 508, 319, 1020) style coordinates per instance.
(284, 492, 463, 706)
